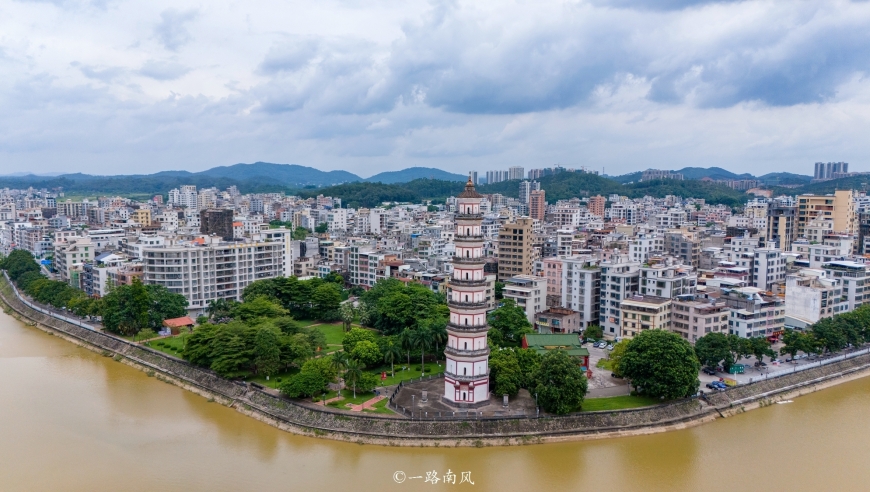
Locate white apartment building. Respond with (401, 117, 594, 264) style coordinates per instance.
(638, 262, 697, 298)
(503, 275, 547, 325)
(785, 269, 846, 328)
(54, 236, 94, 285)
(671, 296, 730, 344)
(629, 235, 665, 264)
(719, 287, 785, 339)
(822, 261, 870, 311)
(599, 256, 641, 338)
(141, 237, 285, 315)
(559, 256, 600, 330)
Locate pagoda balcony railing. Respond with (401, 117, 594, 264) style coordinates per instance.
(448, 278, 488, 287)
(452, 256, 485, 265)
(449, 301, 488, 310)
(454, 234, 485, 241)
(444, 371, 489, 383)
(444, 346, 491, 358)
(446, 322, 489, 333)
(454, 213, 482, 220)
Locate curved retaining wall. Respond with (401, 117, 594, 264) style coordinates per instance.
(3, 273, 870, 446)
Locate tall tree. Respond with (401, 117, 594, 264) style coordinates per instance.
(101, 278, 151, 335)
(411, 325, 433, 376)
(488, 299, 533, 348)
(339, 302, 355, 332)
(382, 338, 403, 378)
(532, 351, 588, 414)
(145, 284, 188, 329)
(694, 332, 732, 369)
(253, 328, 282, 377)
(344, 359, 364, 399)
(311, 283, 342, 320)
(620, 330, 700, 399)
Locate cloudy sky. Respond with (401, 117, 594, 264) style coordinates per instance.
(2, 0, 870, 177)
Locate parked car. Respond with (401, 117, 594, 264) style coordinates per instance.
(606, 344, 614, 350)
(705, 382, 718, 389)
(702, 368, 717, 376)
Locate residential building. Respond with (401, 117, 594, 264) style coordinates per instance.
(638, 262, 697, 298)
(200, 208, 234, 240)
(719, 287, 785, 339)
(503, 275, 547, 325)
(588, 195, 605, 217)
(619, 295, 672, 339)
(671, 296, 730, 344)
(767, 198, 797, 251)
(785, 269, 846, 328)
(599, 256, 641, 338)
(559, 256, 600, 329)
(497, 217, 535, 280)
(796, 191, 856, 238)
(534, 307, 582, 334)
(529, 190, 546, 221)
(822, 261, 870, 311)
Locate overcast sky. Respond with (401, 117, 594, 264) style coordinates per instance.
(1, 0, 869, 178)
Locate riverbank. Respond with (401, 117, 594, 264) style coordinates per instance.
(3, 272, 870, 447)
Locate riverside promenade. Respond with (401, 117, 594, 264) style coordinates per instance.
(4, 271, 870, 447)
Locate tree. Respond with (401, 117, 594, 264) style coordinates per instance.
(489, 348, 523, 397)
(136, 328, 158, 343)
(339, 302, 355, 332)
(514, 348, 542, 389)
(315, 222, 329, 234)
(292, 227, 309, 240)
(382, 337, 403, 377)
(399, 328, 414, 369)
(280, 371, 327, 398)
(206, 298, 237, 322)
(232, 296, 289, 322)
(253, 328, 282, 377)
(209, 330, 250, 376)
(344, 359, 364, 399)
(582, 325, 603, 340)
(488, 299, 533, 347)
(747, 337, 775, 365)
(780, 329, 817, 359)
(351, 340, 382, 367)
(145, 284, 188, 329)
(299, 357, 338, 384)
(343, 327, 377, 353)
(811, 318, 848, 354)
(357, 372, 380, 393)
(411, 324, 433, 375)
(494, 281, 505, 300)
(311, 283, 342, 320)
(620, 330, 700, 399)
(331, 351, 349, 396)
(694, 332, 732, 369)
(101, 278, 151, 335)
(532, 351, 588, 415)
(607, 340, 629, 377)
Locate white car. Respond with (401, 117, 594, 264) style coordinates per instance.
(606, 344, 614, 350)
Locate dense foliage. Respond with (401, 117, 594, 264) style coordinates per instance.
(621, 330, 700, 399)
(242, 276, 343, 321)
(488, 347, 542, 397)
(531, 351, 588, 415)
(358, 278, 448, 336)
(487, 299, 534, 348)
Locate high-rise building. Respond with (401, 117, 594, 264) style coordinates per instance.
(508, 166, 525, 181)
(796, 191, 856, 238)
(497, 217, 535, 281)
(767, 198, 797, 251)
(485, 170, 509, 184)
(200, 208, 234, 240)
(529, 190, 546, 221)
(814, 162, 849, 181)
(444, 178, 490, 406)
(518, 180, 540, 204)
(470, 171, 479, 185)
(588, 195, 605, 217)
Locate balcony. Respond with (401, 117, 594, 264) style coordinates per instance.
(444, 346, 491, 358)
(454, 213, 481, 220)
(444, 371, 489, 383)
(446, 322, 489, 333)
(449, 300, 488, 310)
(452, 256, 485, 265)
(454, 234, 485, 242)
(448, 278, 488, 288)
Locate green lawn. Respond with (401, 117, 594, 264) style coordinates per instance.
(363, 398, 395, 415)
(325, 391, 380, 408)
(245, 367, 300, 389)
(366, 361, 443, 386)
(596, 358, 613, 370)
(313, 323, 345, 345)
(295, 319, 321, 328)
(579, 395, 662, 412)
(144, 335, 187, 357)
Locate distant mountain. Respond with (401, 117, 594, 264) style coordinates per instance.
(757, 172, 813, 186)
(364, 167, 467, 183)
(193, 162, 361, 186)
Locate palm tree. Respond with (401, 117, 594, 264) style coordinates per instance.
(344, 359, 363, 399)
(331, 351, 349, 396)
(411, 325, 433, 377)
(382, 338, 403, 378)
(400, 328, 414, 370)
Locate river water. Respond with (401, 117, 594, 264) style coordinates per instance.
(2, 309, 870, 491)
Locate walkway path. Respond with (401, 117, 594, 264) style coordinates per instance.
(349, 395, 385, 411)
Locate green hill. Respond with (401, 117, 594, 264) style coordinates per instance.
(364, 167, 466, 183)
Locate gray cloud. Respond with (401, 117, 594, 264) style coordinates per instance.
(154, 8, 199, 52)
(137, 59, 191, 80)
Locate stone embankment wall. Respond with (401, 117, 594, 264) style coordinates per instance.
(3, 273, 870, 446)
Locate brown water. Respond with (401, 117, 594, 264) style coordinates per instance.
(2, 309, 870, 492)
